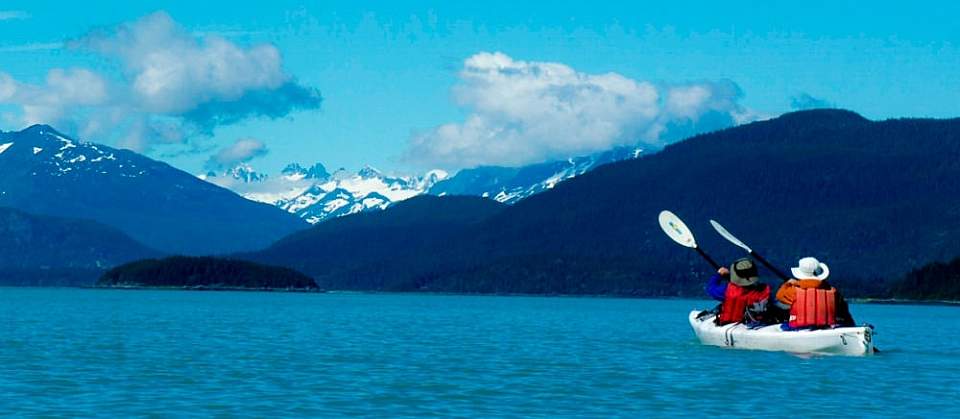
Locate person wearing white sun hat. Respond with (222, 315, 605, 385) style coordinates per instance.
(775, 257, 856, 330)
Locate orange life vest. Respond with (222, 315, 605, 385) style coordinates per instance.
(718, 283, 770, 325)
(788, 287, 837, 328)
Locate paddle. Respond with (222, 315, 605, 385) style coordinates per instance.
(710, 219, 880, 353)
(658, 210, 720, 270)
(709, 219, 790, 281)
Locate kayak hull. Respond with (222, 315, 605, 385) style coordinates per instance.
(689, 310, 875, 356)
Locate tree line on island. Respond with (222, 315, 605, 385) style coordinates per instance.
(97, 256, 318, 290)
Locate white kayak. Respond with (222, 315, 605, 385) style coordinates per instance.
(689, 310, 875, 356)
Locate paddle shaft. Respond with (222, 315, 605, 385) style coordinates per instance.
(749, 251, 791, 282)
(709, 219, 790, 281)
(695, 247, 721, 271)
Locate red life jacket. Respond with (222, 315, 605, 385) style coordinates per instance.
(718, 283, 771, 325)
(789, 287, 837, 328)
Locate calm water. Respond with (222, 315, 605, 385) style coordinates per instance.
(0, 289, 957, 417)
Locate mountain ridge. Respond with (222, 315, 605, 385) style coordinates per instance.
(0, 125, 307, 254)
(205, 144, 643, 223)
(244, 109, 960, 296)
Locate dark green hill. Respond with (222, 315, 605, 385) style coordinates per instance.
(245, 195, 506, 290)
(248, 109, 960, 296)
(0, 207, 159, 286)
(98, 256, 318, 290)
(887, 257, 960, 300)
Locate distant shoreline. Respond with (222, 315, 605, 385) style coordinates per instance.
(7, 285, 960, 305)
(83, 286, 960, 305)
(88, 285, 325, 293)
(850, 298, 960, 307)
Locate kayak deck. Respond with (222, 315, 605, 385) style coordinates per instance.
(689, 310, 875, 356)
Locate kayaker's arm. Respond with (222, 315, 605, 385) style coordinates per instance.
(774, 280, 798, 305)
(706, 268, 729, 301)
(833, 290, 856, 327)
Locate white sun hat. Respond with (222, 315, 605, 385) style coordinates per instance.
(791, 257, 830, 280)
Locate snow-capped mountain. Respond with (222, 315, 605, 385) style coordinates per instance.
(0, 124, 306, 254)
(206, 145, 642, 224)
(428, 145, 643, 204)
(204, 163, 449, 224)
(277, 167, 449, 224)
(200, 163, 268, 184)
(280, 162, 330, 181)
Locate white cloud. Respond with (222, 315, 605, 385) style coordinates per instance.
(75, 12, 289, 116)
(406, 52, 753, 169)
(0, 68, 109, 125)
(117, 117, 187, 152)
(0, 73, 15, 101)
(0, 11, 320, 152)
(205, 137, 269, 169)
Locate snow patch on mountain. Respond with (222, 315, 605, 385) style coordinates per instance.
(428, 145, 644, 204)
(0, 124, 309, 255)
(203, 145, 641, 224)
(0, 125, 146, 178)
(275, 166, 447, 224)
(201, 163, 448, 224)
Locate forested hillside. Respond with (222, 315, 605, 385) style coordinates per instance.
(0, 207, 159, 286)
(247, 110, 960, 297)
(245, 195, 505, 290)
(887, 257, 960, 300)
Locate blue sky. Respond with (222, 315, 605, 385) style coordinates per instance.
(1, 1, 958, 175)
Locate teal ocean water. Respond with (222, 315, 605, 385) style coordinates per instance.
(0, 288, 957, 416)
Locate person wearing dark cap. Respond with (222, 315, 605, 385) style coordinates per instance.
(706, 258, 773, 325)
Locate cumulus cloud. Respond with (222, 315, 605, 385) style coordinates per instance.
(180, 81, 323, 132)
(0, 68, 109, 125)
(73, 12, 320, 122)
(204, 137, 269, 170)
(790, 93, 833, 110)
(406, 52, 754, 169)
(0, 11, 320, 152)
(0, 73, 15, 101)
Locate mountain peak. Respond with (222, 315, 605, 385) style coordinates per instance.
(14, 124, 77, 147)
(358, 165, 382, 179)
(226, 163, 267, 183)
(0, 125, 307, 255)
(22, 124, 61, 135)
(424, 169, 449, 182)
(281, 162, 330, 181)
(281, 163, 305, 174)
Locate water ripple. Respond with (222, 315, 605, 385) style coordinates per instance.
(0, 289, 957, 416)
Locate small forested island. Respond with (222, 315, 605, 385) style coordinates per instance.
(97, 256, 319, 291)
